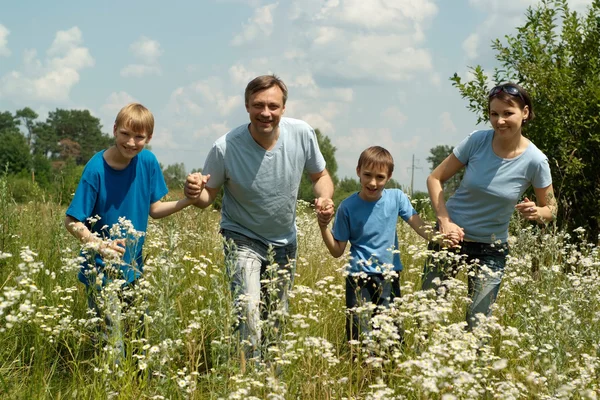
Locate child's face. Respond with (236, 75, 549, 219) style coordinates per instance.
(113, 124, 151, 161)
(356, 164, 390, 201)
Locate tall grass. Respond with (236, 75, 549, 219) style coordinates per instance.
(0, 182, 598, 399)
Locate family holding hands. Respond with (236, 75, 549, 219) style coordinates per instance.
(65, 74, 557, 361)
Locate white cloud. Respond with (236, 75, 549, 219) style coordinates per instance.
(440, 111, 457, 133)
(231, 3, 279, 46)
(463, 33, 479, 60)
(229, 64, 257, 87)
(101, 91, 138, 116)
(120, 64, 161, 78)
(382, 107, 408, 126)
(0, 24, 10, 57)
(121, 36, 162, 78)
(193, 121, 230, 140)
(0, 26, 94, 103)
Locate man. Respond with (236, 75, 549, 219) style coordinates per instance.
(185, 74, 334, 362)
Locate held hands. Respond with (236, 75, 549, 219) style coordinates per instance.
(315, 197, 334, 227)
(515, 197, 539, 221)
(438, 218, 464, 247)
(185, 172, 210, 199)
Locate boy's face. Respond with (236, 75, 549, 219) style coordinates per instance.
(113, 124, 151, 161)
(356, 164, 391, 202)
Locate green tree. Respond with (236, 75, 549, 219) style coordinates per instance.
(297, 129, 339, 203)
(333, 177, 360, 205)
(163, 162, 187, 189)
(451, 0, 600, 239)
(427, 145, 463, 196)
(16, 107, 38, 147)
(0, 129, 32, 175)
(37, 109, 112, 164)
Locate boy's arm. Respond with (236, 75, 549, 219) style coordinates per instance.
(406, 214, 439, 242)
(64, 215, 125, 258)
(149, 197, 194, 219)
(319, 225, 347, 258)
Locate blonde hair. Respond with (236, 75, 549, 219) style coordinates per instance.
(114, 103, 154, 136)
(357, 146, 394, 175)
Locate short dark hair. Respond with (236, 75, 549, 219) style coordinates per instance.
(488, 82, 535, 123)
(245, 74, 288, 105)
(357, 146, 394, 175)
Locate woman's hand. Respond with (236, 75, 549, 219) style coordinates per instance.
(515, 197, 539, 221)
(438, 218, 465, 247)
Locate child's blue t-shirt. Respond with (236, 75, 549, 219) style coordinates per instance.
(66, 149, 168, 286)
(332, 189, 417, 274)
(447, 129, 552, 243)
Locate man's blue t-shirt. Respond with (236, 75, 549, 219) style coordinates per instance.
(332, 189, 417, 274)
(202, 117, 326, 246)
(66, 149, 168, 286)
(447, 129, 552, 243)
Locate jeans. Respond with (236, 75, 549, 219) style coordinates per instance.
(421, 241, 509, 330)
(222, 229, 297, 361)
(345, 274, 401, 342)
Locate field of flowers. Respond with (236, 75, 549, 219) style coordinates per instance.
(0, 178, 598, 399)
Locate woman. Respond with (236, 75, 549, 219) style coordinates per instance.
(422, 82, 557, 330)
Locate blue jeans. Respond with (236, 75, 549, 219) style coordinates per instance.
(222, 229, 297, 361)
(421, 241, 508, 330)
(346, 274, 401, 342)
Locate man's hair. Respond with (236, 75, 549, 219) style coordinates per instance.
(357, 146, 394, 175)
(245, 74, 288, 105)
(115, 103, 155, 136)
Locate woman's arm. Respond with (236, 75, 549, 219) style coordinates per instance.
(515, 184, 557, 223)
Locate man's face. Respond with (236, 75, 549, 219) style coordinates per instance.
(246, 85, 286, 138)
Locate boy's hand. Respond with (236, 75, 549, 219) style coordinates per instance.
(438, 218, 464, 247)
(185, 173, 210, 199)
(315, 198, 334, 227)
(99, 239, 126, 260)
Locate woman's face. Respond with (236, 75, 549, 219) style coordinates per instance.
(489, 98, 529, 139)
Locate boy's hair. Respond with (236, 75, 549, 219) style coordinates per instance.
(115, 103, 155, 136)
(245, 74, 288, 105)
(357, 146, 394, 175)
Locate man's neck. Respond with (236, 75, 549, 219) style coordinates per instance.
(248, 125, 280, 151)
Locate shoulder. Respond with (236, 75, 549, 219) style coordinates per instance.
(280, 117, 315, 135)
(466, 129, 493, 143)
(339, 192, 360, 210)
(137, 149, 161, 166)
(525, 141, 548, 162)
(213, 123, 247, 149)
(82, 151, 106, 173)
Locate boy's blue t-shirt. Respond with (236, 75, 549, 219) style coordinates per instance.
(332, 189, 417, 274)
(202, 117, 326, 246)
(66, 149, 168, 286)
(447, 129, 552, 243)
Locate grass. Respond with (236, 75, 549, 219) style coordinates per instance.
(0, 185, 598, 399)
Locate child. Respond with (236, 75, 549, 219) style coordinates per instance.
(64, 103, 203, 346)
(319, 146, 434, 342)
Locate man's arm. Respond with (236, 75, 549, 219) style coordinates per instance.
(184, 173, 220, 209)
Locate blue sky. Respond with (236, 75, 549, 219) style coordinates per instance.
(0, 0, 592, 191)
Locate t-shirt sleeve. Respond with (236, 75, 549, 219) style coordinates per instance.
(202, 143, 226, 189)
(304, 128, 327, 175)
(533, 157, 553, 188)
(396, 190, 417, 222)
(150, 156, 169, 203)
(66, 168, 98, 223)
(453, 130, 481, 164)
(331, 202, 351, 242)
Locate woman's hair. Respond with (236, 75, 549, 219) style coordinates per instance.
(488, 82, 535, 123)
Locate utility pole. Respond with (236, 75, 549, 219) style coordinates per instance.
(407, 154, 422, 196)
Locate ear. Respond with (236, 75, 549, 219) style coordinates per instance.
(145, 135, 152, 145)
(282, 103, 286, 115)
(356, 166, 361, 177)
(113, 124, 117, 137)
(245, 103, 250, 113)
(522, 105, 530, 121)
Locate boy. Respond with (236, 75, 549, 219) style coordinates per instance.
(64, 103, 201, 344)
(319, 146, 434, 342)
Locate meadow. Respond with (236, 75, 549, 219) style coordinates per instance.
(0, 178, 598, 399)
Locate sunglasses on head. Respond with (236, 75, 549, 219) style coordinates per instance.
(488, 85, 524, 101)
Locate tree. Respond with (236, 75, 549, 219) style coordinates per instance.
(297, 129, 339, 203)
(0, 129, 31, 175)
(427, 145, 463, 196)
(16, 107, 38, 147)
(163, 162, 187, 189)
(450, 0, 600, 239)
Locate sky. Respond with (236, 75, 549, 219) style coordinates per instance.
(0, 0, 593, 192)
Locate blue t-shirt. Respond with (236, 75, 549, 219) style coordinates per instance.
(203, 117, 326, 246)
(447, 129, 552, 243)
(332, 189, 417, 274)
(66, 149, 168, 286)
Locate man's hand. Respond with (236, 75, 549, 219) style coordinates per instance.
(315, 197, 334, 227)
(185, 173, 210, 199)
